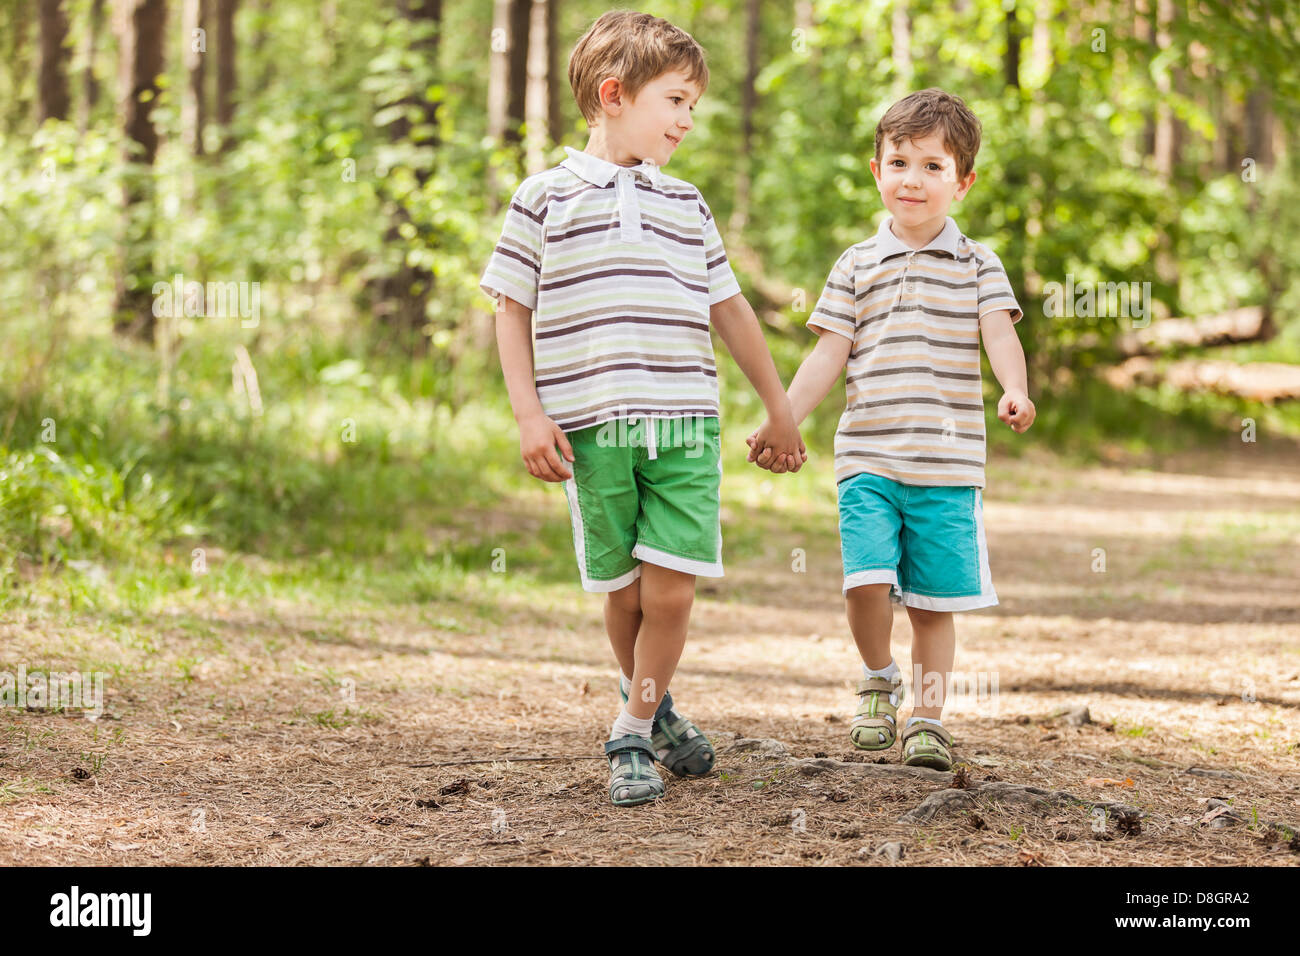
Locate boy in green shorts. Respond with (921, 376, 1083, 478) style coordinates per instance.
(750, 89, 1035, 770)
(481, 11, 805, 807)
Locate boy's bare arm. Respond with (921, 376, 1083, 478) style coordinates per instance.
(495, 295, 575, 481)
(749, 328, 851, 469)
(709, 292, 806, 470)
(979, 309, 1036, 433)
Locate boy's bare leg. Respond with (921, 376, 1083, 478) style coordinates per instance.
(845, 583, 894, 670)
(625, 563, 695, 719)
(906, 606, 955, 720)
(605, 577, 641, 678)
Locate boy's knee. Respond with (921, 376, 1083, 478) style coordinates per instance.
(639, 575, 695, 620)
(906, 605, 952, 624)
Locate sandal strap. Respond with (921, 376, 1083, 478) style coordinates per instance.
(901, 721, 953, 747)
(855, 677, 897, 696)
(604, 735, 658, 759)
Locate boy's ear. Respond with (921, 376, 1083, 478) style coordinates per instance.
(598, 76, 625, 117)
(954, 169, 977, 199)
(869, 156, 882, 182)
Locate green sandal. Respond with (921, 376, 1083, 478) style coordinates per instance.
(605, 734, 665, 807)
(900, 719, 954, 770)
(619, 685, 715, 777)
(849, 675, 905, 750)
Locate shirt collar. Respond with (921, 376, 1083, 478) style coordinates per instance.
(874, 215, 961, 260)
(561, 146, 662, 189)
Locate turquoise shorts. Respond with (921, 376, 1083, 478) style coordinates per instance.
(837, 472, 997, 611)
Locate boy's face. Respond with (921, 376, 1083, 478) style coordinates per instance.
(602, 69, 699, 167)
(869, 132, 976, 234)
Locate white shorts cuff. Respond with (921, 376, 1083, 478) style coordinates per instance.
(631, 543, 723, 578)
(899, 589, 998, 611)
(843, 569, 900, 594)
(580, 565, 642, 594)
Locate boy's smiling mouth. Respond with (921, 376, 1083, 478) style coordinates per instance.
(665, 133, 682, 147)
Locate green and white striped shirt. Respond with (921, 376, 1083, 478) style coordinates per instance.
(480, 147, 741, 432)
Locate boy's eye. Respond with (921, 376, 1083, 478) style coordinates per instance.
(927, 163, 941, 171)
(671, 97, 683, 104)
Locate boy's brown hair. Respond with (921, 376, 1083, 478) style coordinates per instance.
(874, 89, 982, 180)
(568, 11, 709, 125)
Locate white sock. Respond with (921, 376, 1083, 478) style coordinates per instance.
(862, 659, 900, 682)
(609, 706, 653, 741)
(906, 716, 942, 729)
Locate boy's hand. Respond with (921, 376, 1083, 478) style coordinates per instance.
(746, 417, 807, 473)
(518, 411, 574, 481)
(998, 390, 1036, 433)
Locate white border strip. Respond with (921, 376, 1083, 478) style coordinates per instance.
(583, 565, 642, 594)
(564, 477, 642, 593)
(842, 568, 899, 594)
(632, 543, 723, 577)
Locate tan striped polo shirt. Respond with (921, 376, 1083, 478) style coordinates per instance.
(807, 216, 1022, 489)
(479, 147, 741, 432)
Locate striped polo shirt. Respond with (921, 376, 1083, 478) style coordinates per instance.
(808, 216, 1022, 489)
(479, 146, 742, 432)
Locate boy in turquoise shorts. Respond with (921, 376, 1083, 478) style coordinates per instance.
(481, 11, 805, 807)
(750, 89, 1035, 770)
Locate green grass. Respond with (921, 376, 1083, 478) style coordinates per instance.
(3, 319, 1296, 649)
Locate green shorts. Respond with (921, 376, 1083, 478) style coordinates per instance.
(562, 415, 722, 592)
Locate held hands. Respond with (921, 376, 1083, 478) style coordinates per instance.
(745, 414, 807, 474)
(518, 411, 574, 481)
(998, 390, 1036, 433)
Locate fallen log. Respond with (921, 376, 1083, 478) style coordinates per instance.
(1116, 306, 1273, 356)
(1103, 357, 1300, 403)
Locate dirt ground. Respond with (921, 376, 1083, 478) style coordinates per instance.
(2, 443, 1299, 866)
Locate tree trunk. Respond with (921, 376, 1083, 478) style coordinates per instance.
(215, 0, 237, 153)
(370, 0, 443, 336)
(524, 0, 556, 174)
(37, 0, 71, 123)
(112, 0, 168, 343)
(729, 0, 760, 234)
(1003, 1, 1020, 90)
(1151, 0, 1174, 181)
(892, 0, 912, 95)
(183, 0, 208, 156)
(78, 0, 107, 133)
(487, 0, 531, 146)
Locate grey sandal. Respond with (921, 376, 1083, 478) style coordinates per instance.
(604, 734, 665, 807)
(619, 685, 715, 777)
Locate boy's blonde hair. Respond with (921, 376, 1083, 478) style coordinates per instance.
(568, 11, 709, 125)
(875, 89, 982, 180)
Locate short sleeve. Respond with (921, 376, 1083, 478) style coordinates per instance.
(807, 248, 857, 341)
(975, 250, 1023, 323)
(699, 197, 741, 305)
(480, 180, 547, 311)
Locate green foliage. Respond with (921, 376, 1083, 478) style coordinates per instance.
(1, 0, 1299, 616)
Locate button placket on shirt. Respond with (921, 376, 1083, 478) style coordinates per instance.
(616, 168, 643, 243)
(892, 250, 917, 311)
